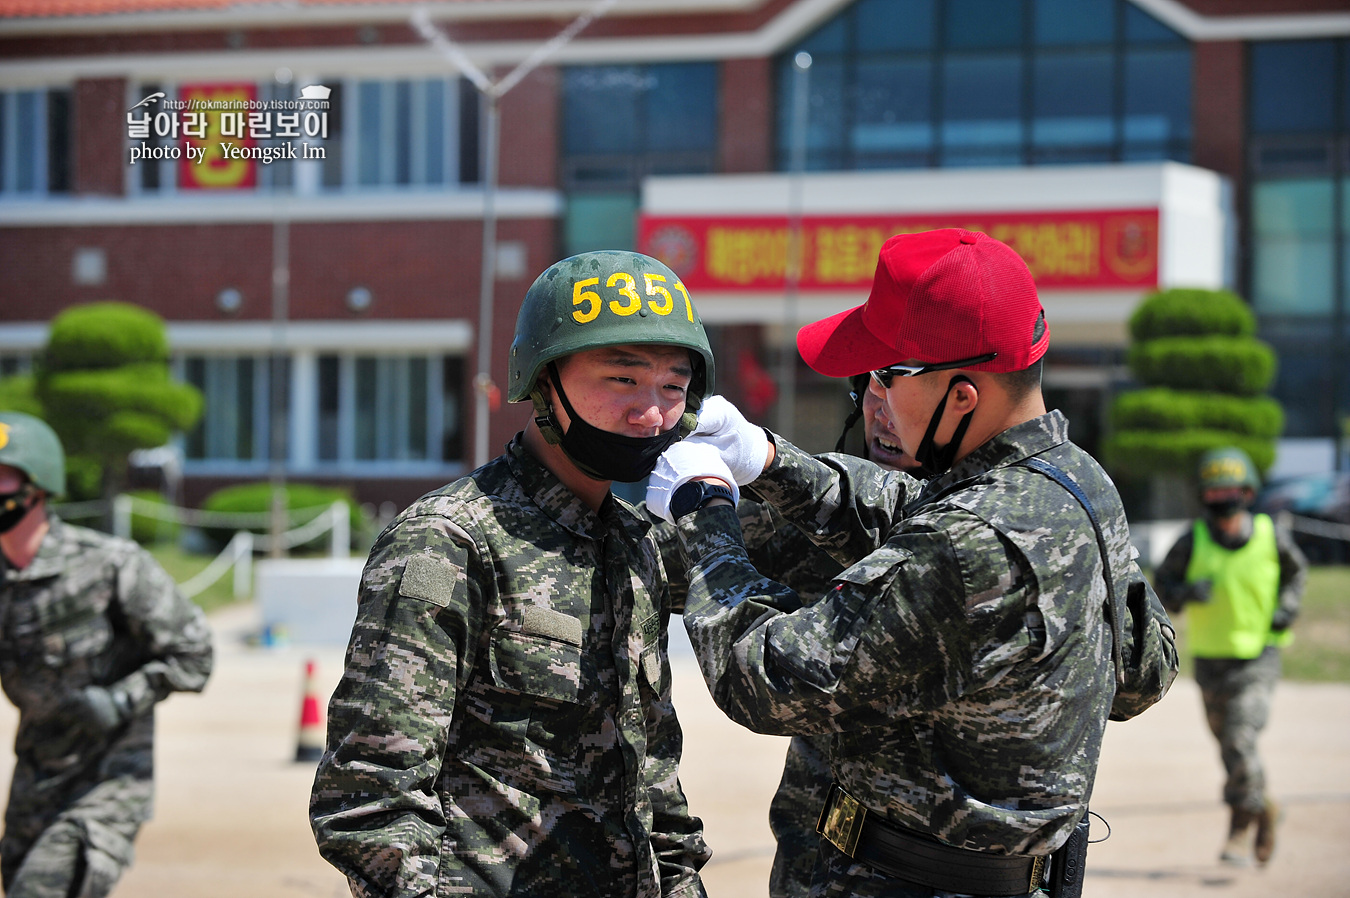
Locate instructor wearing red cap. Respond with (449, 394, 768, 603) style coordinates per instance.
(648, 229, 1178, 898)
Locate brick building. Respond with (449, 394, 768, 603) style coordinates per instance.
(1, 0, 1347, 509)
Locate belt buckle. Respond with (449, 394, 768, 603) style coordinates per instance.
(817, 783, 868, 858)
(1029, 855, 1048, 892)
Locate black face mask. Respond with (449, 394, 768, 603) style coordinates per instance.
(0, 482, 37, 535)
(546, 364, 683, 483)
(912, 376, 975, 479)
(1204, 497, 1248, 519)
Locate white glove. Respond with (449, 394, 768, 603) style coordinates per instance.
(691, 395, 770, 486)
(646, 439, 740, 524)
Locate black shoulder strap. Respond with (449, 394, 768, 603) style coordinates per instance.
(1017, 456, 1126, 685)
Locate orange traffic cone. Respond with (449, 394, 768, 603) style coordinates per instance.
(295, 658, 325, 762)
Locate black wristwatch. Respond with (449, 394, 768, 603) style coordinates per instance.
(670, 480, 736, 519)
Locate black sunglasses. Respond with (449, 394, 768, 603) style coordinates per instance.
(869, 352, 997, 388)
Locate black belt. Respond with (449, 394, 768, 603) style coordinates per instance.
(817, 783, 1047, 897)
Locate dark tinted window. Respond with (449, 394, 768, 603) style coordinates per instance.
(1035, 0, 1114, 46)
(857, 0, 934, 52)
(946, 0, 1025, 50)
(776, 0, 1190, 171)
(1251, 41, 1336, 134)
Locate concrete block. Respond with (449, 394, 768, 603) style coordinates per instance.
(255, 557, 364, 645)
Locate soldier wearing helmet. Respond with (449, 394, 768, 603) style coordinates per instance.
(0, 411, 212, 898)
(312, 252, 713, 897)
(1154, 446, 1306, 867)
(647, 229, 1178, 897)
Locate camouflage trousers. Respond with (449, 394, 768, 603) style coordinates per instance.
(768, 734, 830, 898)
(1, 741, 152, 898)
(1194, 646, 1282, 814)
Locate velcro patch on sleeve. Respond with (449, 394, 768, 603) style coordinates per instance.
(398, 554, 461, 608)
(522, 605, 584, 647)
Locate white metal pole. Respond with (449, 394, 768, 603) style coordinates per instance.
(473, 96, 500, 469)
(776, 51, 812, 443)
(411, 2, 618, 470)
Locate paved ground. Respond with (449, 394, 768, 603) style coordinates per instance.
(1, 600, 1346, 897)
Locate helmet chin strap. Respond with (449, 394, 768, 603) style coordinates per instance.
(912, 375, 975, 479)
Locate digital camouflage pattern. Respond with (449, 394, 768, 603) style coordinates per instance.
(311, 435, 709, 898)
(1194, 649, 1281, 813)
(1154, 518, 1305, 814)
(652, 497, 841, 898)
(0, 514, 213, 898)
(676, 412, 1178, 896)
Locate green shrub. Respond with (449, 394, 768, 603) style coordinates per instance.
(199, 482, 363, 552)
(1111, 389, 1284, 439)
(1103, 429, 1276, 480)
(63, 456, 103, 503)
(127, 489, 180, 545)
(0, 373, 42, 417)
(1107, 288, 1283, 489)
(1128, 336, 1277, 395)
(1129, 288, 1255, 342)
(35, 303, 203, 500)
(43, 302, 170, 372)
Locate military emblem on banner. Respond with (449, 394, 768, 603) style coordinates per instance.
(1103, 214, 1158, 281)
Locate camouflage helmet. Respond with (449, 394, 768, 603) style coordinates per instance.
(1197, 446, 1259, 493)
(0, 411, 66, 496)
(507, 250, 714, 430)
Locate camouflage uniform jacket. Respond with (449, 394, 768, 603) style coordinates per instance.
(679, 411, 1168, 860)
(311, 435, 710, 898)
(0, 514, 213, 832)
(651, 499, 840, 898)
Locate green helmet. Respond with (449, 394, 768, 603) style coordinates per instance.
(507, 250, 714, 437)
(0, 412, 66, 497)
(1197, 447, 1259, 493)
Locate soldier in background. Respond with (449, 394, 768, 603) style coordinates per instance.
(1154, 447, 1306, 866)
(0, 411, 213, 898)
(310, 252, 712, 898)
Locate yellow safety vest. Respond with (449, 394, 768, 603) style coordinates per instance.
(1184, 513, 1289, 659)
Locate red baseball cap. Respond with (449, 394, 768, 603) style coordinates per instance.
(797, 228, 1049, 377)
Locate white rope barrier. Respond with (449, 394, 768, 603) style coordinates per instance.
(179, 530, 254, 599)
(1279, 511, 1350, 542)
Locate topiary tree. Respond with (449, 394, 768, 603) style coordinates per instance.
(36, 302, 203, 502)
(1103, 288, 1283, 514)
(0, 372, 42, 417)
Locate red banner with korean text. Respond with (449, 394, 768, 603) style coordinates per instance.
(179, 83, 257, 190)
(637, 210, 1159, 291)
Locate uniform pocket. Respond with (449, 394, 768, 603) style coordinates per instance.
(766, 545, 914, 693)
(488, 630, 582, 704)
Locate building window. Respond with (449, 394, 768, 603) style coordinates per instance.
(775, 0, 1190, 171)
(0, 87, 71, 196)
(316, 353, 463, 467)
(182, 352, 463, 470)
(133, 77, 477, 194)
(0, 352, 34, 377)
(182, 356, 272, 463)
(561, 62, 718, 250)
(349, 78, 463, 189)
(1248, 39, 1350, 443)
